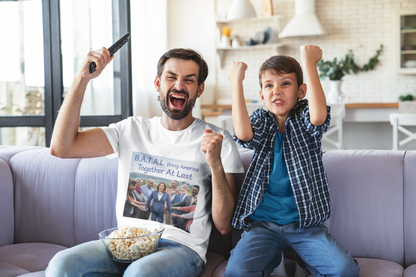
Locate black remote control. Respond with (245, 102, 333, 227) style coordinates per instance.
(89, 33, 131, 74)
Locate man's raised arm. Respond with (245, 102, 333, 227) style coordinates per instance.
(50, 48, 114, 158)
(201, 129, 237, 235)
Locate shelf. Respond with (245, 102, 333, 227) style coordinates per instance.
(216, 43, 285, 67)
(217, 43, 284, 51)
(216, 15, 283, 26)
(401, 29, 416, 33)
(215, 15, 284, 68)
(396, 9, 416, 74)
(401, 50, 416, 54)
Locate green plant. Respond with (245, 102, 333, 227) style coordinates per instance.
(398, 94, 414, 101)
(317, 45, 383, 81)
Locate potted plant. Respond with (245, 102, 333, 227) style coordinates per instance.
(317, 45, 383, 103)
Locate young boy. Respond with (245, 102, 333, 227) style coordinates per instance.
(225, 45, 360, 277)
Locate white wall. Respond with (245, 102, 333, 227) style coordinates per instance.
(214, 0, 416, 104)
(167, 0, 216, 119)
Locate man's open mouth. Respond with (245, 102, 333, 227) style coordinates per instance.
(170, 93, 187, 109)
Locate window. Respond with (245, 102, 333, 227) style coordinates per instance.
(0, 0, 132, 146)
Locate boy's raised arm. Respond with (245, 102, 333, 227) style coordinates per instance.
(300, 45, 328, 126)
(227, 62, 253, 142)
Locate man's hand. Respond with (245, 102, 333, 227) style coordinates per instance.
(227, 62, 248, 84)
(300, 44, 323, 67)
(201, 129, 223, 168)
(76, 47, 114, 80)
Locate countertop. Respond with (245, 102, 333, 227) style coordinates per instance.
(201, 103, 400, 123)
(201, 103, 399, 110)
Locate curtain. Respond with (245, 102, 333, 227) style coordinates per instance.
(131, 0, 167, 118)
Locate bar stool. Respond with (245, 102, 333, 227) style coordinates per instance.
(389, 113, 416, 150)
(322, 103, 345, 150)
(217, 115, 234, 134)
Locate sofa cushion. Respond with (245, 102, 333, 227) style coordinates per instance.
(17, 272, 46, 277)
(74, 155, 118, 244)
(323, 150, 405, 265)
(0, 158, 14, 247)
(11, 149, 80, 247)
(0, 146, 38, 247)
(212, 257, 297, 277)
(0, 262, 30, 277)
(354, 258, 404, 277)
(404, 151, 416, 268)
(0, 146, 40, 167)
(404, 264, 416, 277)
(0, 243, 66, 273)
(200, 252, 227, 277)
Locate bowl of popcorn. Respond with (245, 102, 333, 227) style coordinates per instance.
(99, 224, 164, 263)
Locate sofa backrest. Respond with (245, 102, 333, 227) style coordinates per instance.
(404, 151, 416, 268)
(10, 148, 118, 247)
(0, 146, 40, 247)
(323, 150, 405, 266)
(0, 155, 15, 247)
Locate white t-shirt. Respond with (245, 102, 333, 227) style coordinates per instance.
(101, 116, 244, 263)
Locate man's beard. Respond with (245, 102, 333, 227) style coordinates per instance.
(159, 89, 197, 120)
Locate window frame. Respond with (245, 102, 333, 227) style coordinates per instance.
(0, 0, 133, 147)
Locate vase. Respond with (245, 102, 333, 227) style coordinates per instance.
(327, 80, 344, 104)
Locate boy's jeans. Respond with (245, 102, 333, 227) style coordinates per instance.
(225, 221, 360, 277)
(46, 239, 204, 277)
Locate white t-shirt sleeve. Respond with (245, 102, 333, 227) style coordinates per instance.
(101, 120, 124, 153)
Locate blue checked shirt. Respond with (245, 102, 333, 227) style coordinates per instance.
(232, 99, 332, 230)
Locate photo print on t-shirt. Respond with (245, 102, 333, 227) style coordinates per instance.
(123, 151, 206, 233)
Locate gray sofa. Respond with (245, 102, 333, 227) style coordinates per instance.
(1, 146, 416, 277)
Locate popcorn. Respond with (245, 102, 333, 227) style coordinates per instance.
(102, 226, 160, 261)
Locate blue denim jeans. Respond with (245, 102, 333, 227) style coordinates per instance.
(225, 221, 360, 277)
(46, 239, 204, 277)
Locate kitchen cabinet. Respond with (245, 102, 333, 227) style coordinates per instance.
(216, 15, 284, 67)
(396, 9, 416, 74)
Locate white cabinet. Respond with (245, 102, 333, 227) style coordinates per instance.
(216, 15, 284, 67)
(396, 9, 416, 74)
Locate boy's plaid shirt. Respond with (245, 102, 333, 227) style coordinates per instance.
(232, 99, 332, 230)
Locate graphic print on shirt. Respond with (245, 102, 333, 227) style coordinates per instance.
(123, 151, 205, 234)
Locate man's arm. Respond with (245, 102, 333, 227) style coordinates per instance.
(202, 129, 236, 235)
(50, 47, 114, 158)
(171, 198, 186, 207)
(227, 62, 253, 142)
(300, 45, 328, 126)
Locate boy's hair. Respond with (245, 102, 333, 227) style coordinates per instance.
(258, 55, 303, 89)
(157, 48, 209, 86)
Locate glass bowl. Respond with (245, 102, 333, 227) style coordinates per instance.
(98, 224, 164, 263)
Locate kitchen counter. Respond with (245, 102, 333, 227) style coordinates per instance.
(201, 102, 416, 150)
(201, 103, 399, 122)
(201, 103, 398, 110)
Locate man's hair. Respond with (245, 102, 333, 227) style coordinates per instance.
(181, 184, 189, 191)
(258, 55, 303, 89)
(193, 185, 200, 191)
(171, 180, 179, 186)
(157, 48, 209, 86)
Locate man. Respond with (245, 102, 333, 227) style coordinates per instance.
(165, 180, 180, 225)
(171, 184, 191, 229)
(46, 47, 244, 277)
(172, 184, 200, 230)
(140, 179, 154, 220)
